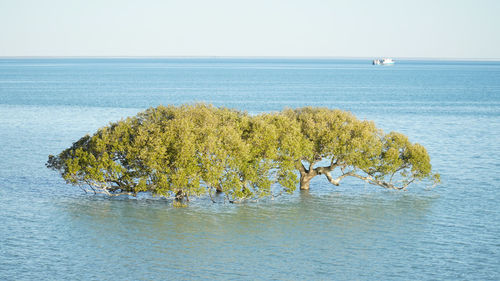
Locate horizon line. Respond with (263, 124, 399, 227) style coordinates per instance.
(0, 55, 499, 62)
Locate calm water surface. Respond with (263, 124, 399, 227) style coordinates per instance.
(1, 58, 499, 280)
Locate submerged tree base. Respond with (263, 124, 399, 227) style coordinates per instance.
(47, 104, 439, 205)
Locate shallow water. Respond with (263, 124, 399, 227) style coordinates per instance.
(1, 58, 499, 280)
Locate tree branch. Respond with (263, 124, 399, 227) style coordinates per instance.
(348, 173, 413, 190)
(389, 165, 409, 182)
(297, 161, 308, 175)
(315, 166, 352, 186)
(84, 179, 137, 196)
(208, 187, 216, 203)
(308, 161, 315, 173)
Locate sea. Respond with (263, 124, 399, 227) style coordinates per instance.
(1, 58, 499, 280)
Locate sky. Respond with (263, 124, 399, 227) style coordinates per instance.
(0, 0, 499, 59)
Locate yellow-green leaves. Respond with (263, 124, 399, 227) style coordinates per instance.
(289, 108, 437, 190)
(47, 104, 438, 201)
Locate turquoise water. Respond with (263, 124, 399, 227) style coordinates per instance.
(1, 58, 499, 280)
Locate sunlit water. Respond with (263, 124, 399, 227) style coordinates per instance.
(1, 58, 499, 280)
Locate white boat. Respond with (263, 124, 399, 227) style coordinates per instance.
(381, 58, 395, 65)
(372, 58, 395, 65)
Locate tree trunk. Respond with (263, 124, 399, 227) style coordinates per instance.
(299, 173, 316, 190)
(299, 175, 310, 190)
(175, 190, 185, 201)
(298, 161, 318, 190)
(298, 161, 342, 190)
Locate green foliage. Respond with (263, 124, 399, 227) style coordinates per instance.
(47, 104, 439, 203)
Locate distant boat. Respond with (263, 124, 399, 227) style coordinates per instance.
(372, 58, 395, 65)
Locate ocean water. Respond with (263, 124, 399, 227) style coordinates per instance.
(1, 58, 499, 280)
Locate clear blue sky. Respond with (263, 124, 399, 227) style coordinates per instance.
(1, 0, 499, 59)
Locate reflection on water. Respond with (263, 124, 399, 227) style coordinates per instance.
(64, 191, 436, 232)
(56, 192, 437, 279)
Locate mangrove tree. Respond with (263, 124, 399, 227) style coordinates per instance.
(47, 104, 440, 202)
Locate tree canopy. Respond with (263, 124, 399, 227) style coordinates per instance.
(47, 104, 440, 203)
